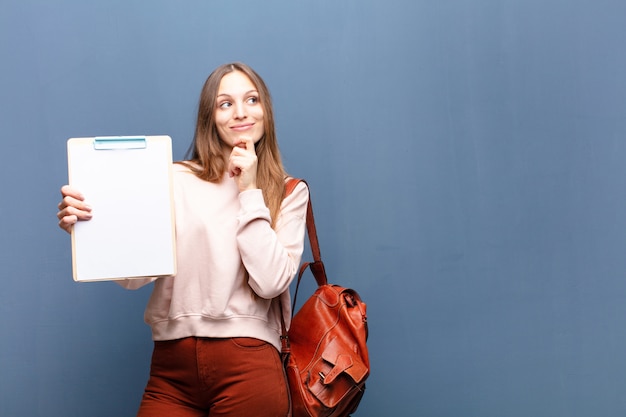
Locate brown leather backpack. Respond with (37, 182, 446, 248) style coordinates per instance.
(280, 179, 369, 417)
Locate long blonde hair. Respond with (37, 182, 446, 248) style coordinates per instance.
(183, 62, 287, 226)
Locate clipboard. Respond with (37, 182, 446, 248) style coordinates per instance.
(67, 135, 177, 282)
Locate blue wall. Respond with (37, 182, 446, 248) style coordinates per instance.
(2, 1, 626, 416)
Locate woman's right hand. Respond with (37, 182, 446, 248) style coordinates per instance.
(57, 185, 92, 233)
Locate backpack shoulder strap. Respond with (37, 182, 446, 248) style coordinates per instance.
(284, 178, 326, 287)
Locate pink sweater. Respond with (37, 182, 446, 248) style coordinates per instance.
(119, 163, 309, 350)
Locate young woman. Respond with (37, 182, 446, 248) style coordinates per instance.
(57, 62, 309, 416)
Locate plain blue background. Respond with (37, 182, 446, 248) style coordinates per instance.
(2, 0, 626, 416)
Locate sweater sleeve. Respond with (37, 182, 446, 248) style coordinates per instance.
(115, 277, 157, 290)
(236, 181, 309, 299)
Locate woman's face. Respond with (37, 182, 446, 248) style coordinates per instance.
(214, 70, 265, 149)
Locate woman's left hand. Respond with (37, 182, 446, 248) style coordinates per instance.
(228, 136, 258, 192)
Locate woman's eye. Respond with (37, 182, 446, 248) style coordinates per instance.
(219, 101, 231, 109)
(247, 96, 258, 104)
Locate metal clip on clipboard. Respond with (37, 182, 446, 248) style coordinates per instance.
(93, 136, 148, 150)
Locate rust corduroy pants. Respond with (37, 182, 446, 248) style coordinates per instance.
(136, 337, 290, 417)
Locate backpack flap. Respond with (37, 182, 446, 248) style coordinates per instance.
(320, 337, 368, 384)
(308, 338, 369, 408)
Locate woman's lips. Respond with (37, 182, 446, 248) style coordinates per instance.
(231, 123, 254, 131)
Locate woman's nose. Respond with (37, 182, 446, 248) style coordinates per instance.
(233, 102, 246, 119)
